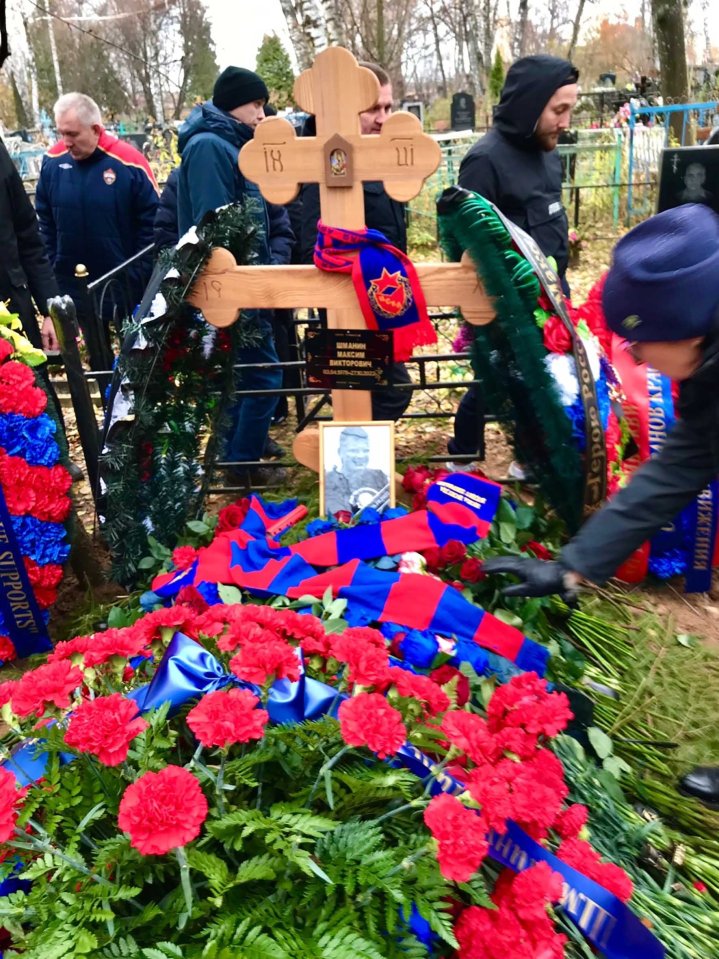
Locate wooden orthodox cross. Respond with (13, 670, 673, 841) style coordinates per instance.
(189, 47, 495, 471)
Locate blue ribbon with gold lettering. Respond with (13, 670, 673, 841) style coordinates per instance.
(0, 486, 51, 658)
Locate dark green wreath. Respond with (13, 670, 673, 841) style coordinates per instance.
(437, 187, 583, 531)
(100, 204, 261, 587)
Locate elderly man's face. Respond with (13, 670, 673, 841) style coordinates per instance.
(340, 436, 370, 473)
(683, 165, 706, 195)
(55, 109, 102, 160)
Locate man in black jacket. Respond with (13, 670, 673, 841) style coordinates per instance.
(450, 55, 579, 465)
(299, 62, 412, 422)
(483, 203, 719, 805)
(0, 137, 59, 353)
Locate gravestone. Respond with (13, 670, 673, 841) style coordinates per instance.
(451, 92, 475, 131)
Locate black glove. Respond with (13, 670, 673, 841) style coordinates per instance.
(482, 556, 579, 605)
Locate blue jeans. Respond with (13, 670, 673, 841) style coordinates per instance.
(223, 317, 282, 463)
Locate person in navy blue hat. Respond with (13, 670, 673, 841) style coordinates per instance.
(483, 203, 719, 804)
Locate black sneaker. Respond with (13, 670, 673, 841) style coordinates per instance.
(263, 437, 285, 459)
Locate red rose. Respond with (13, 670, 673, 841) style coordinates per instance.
(64, 693, 148, 766)
(424, 793, 488, 882)
(459, 557, 486, 583)
(542, 314, 573, 354)
(118, 765, 208, 855)
(217, 499, 250, 532)
(11, 660, 83, 717)
(439, 540, 467, 566)
(175, 585, 209, 614)
(186, 687, 268, 748)
(521, 541, 553, 561)
(338, 692, 407, 759)
(229, 636, 300, 686)
(333, 510, 352, 525)
(0, 767, 26, 844)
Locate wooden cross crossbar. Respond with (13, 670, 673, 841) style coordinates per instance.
(188, 46, 497, 471)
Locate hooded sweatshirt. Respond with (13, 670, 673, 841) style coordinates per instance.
(458, 55, 578, 277)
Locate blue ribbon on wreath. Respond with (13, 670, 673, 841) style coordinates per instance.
(0, 486, 52, 659)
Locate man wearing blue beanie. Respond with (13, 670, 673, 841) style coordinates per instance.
(484, 203, 719, 804)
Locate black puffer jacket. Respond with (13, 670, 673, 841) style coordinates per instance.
(0, 138, 58, 349)
(154, 167, 180, 251)
(562, 314, 719, 583)
(458, 55, 578, 277)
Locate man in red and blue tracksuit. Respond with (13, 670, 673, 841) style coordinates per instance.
(35, 92, 159, 314)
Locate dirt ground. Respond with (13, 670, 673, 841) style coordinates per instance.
(49, 226, 719, 646)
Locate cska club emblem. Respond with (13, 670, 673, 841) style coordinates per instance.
(368, 268, 413, 319)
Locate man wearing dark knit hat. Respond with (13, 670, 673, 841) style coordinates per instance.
(177, 66, 294, 488)
(483, 203, 719, 805)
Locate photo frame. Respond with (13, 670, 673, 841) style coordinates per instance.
(319, 421, 395, 520)
(657, 145, 719, 215)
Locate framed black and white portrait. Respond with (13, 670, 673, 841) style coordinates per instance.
(319, 421, 395, 520)
(657, 145, 719, 215)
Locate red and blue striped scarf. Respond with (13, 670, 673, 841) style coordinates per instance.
(313, 221, 436, 361)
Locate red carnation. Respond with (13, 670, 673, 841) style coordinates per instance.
(11, 660, 83, 717)
(0, 766, 26, 844)
(338, 692, 407, 759)
(64, 693, 148, 765)
(388, 666, 450, 716)
(487, 673, 572, 740)
(48, 634, 94, 664)
(331, 631, 390, 689)
(0, 341, 13, 363)
(83, 628, 151, 668)
(171, 546, 198, 570)
(0, 681, 17, 709)
(186, 687, 268, 748)
(118, 765, 208, 855)
(553, 803, 589, 840)
(424, 793, 488, 882)
(229, 636, 300, 686)
(430, 664, 470, 706)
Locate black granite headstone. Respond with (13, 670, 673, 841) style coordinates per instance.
(451, 92, 475, 131)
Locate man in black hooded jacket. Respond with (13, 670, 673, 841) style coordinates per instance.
(449, 55, 579, 464)
(483, 203, 719, 806)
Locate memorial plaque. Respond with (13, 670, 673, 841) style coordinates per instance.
(306, 328, 392, 390)
(451, 92, 475, 131)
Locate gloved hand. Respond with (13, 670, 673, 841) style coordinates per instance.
(482, 556, 580, 606)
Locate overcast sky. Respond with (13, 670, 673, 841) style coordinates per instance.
(205, 0, 718, 73)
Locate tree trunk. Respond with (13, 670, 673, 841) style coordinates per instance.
(651, 0, 689, 143)
(429, 5, 448, 98)
(279, 0, 329, 71)
(566, 0, 587, 62)
(514, 0, 529, 57)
